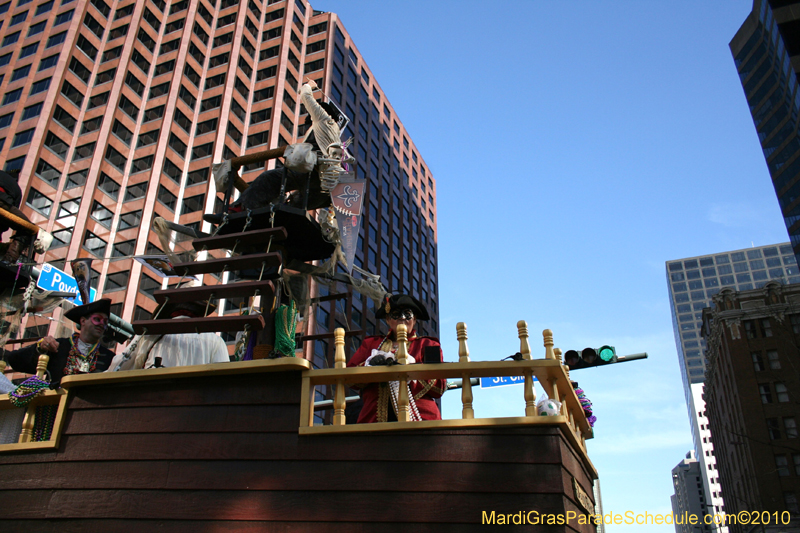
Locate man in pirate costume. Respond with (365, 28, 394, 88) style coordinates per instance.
(347, 294, 446, 423)
(2, 298, 115, 387)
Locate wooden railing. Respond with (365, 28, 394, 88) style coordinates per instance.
(299, 321, 593, 451)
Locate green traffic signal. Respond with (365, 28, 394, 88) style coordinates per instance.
(564, 345, 617, 370)
(598, 345, 616, 362)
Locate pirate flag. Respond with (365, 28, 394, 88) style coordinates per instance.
(330, 176, 365, 273)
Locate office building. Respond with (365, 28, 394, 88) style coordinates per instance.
(0, 0, 440, 368)
(701, 282, 800, 532)
(667, 244, 798, 398)
(666, 243, 798, 529)
(730, 1, 800, 266)
(671, 451, 712, 533)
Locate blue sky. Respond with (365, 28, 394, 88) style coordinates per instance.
(316, 1, 784, 530)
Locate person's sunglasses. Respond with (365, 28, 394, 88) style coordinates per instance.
(389, 309, 414, 320)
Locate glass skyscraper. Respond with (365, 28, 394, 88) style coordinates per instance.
(731, 1, 800, 265)
(667, 243, 798, 396)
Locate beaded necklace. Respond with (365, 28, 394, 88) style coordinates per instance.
(63, 332, 100, 375)
(377, 329, 421, 422)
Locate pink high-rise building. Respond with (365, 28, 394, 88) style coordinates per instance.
(0, 0, 439, 370)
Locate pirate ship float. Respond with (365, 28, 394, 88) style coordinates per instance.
(0, 99, 597, 532)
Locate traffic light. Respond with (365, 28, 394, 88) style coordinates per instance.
(563, 345, 617, 371)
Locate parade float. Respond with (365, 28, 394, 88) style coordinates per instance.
(0, 82, 597, 532)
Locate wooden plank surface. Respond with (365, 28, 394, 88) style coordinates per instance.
(60, 358, 310, 389)
(0, 460, 565, 493)
(153, 280, 274, 304)
(131, 313, 266, 335)
(4, 489, 570, 523)
(192, 227, 288, 251)
(7, 428, 563, 463)
(62, 404, 301, 434)
(172, 251, 282, 275)
(66, 373, 303, 409)
(0, 520, 590, 533)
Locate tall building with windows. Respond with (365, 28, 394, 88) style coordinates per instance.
(701, 282, 800, 531)
(730, 1, 800, 266)
(671, 451, 711, 533)
(666, 243, 799, 530)
(0, 0, 440, 365)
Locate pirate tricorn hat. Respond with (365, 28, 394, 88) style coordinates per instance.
(153, 299, 216, 319)
(375, 293, 430, 321)
(64, 298, 112, 324)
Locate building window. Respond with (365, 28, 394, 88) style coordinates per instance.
(786, 418, 798, 439)
(118, 209, 142, 230)
(767, 350, 781, 370)
(104, 145, 126, 172)
(46, 31, 66, 48)
(752, 352, 765, 371)
(768, 418, 781, 440)
(29, 78, 51, 95)
(776, 455, 790, 476)
(139, 273, 160, 299)
(65, 170, 87, 190)
(44, 131, 68, 159)
(2, 88, 23, 106)
(38, 54, 59, 72)
(777, 383, 790, 403)
(98, 173, 120, 199)
(760, 384, 772, 404)
(11, 64, 31, 82)
(12, 129, 35, 148)
(26, 188, 52, 216)
(112, 239, 135, 257)
(137, 128, 160, 148)
(744, 320, 758, 339)
(186, 168, 208, 186)
(22, 102, 43, 122)
(53, 105, 76, 133)
(157, 185, 176, 211)
(83, 230, 107, 257)
(762, 318, 773, 337)
(91, 201, 113, 228)
(191, 142, 212, 160)
(104, 271, 128, 292)
(124, 181, 147, 202)
(182, 193, 204, 214)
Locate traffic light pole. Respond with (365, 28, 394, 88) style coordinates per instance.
(614, 352, 648, 364)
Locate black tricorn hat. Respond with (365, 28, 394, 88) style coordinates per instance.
(375, 294, 430, 321)
(153, 300, 216, 319)
(64, 298, 112, 324)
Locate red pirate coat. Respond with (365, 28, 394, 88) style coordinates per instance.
(347, 332, 446, 423)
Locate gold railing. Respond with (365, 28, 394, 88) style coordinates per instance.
(299, 321, 593, 453)
(0, 387, 69, 452)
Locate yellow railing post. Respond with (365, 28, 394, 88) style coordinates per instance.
(518, 321, 536, 416)
(395, 324, 410, 422)
(333, 328, 346, 426)
(19, 352, 49, 443)
(457, 322, 473, 419)
(543, 329, 555, 360)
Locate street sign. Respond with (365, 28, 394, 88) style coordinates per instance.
(480, 375, 537, 388)
(36, 263, 96, 305)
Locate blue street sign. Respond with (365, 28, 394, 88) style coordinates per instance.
(36, 263, 96, 305)
(480, 375, 537, 388)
